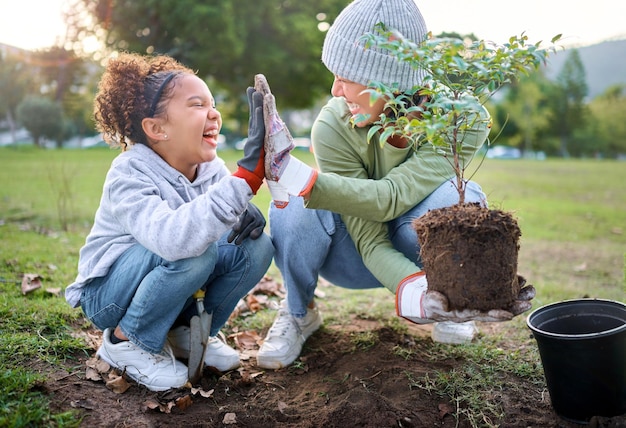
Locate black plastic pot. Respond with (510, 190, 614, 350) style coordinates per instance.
(527, 299, 626, 424)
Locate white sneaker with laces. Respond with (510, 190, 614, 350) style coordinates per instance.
(256, 301, 322, 369)
(167, 326, 240, 372)
(97, 328, 188, 391)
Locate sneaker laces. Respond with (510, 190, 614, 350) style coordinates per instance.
(154, 342, 182, 374)
(268, 308, 301, 338)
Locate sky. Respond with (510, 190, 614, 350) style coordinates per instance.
(0, 0, 624, 51)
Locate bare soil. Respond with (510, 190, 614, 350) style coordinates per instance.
(41, 292, 626, 428)
(413, 204, 521, 311)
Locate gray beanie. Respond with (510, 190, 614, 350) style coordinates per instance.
(321, 0, 428, 92)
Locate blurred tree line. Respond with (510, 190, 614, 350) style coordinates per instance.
(0, 0, 625, 158)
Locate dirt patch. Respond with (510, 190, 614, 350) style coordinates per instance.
(43, 316, 625, 428)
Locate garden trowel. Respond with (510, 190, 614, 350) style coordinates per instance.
(188, 288, 212, 384)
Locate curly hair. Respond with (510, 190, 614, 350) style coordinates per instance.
(93, 52, 194, 150)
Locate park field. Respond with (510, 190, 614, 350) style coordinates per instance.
(0, 146, 624, 426)
(0, 148, 626, 298)
(1, 146, 623, 303)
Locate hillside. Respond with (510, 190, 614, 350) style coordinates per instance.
(543, 39, 626, 100)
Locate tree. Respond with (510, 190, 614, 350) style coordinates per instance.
(71, 0, 347, 113)
(0, 52, 34, 143)
(586, 84, 626, 157)
(496, 71, 554, 155)
(363, 31, 558, 202)
(16, 96, 65, 147)
(550, 49, 588, 157)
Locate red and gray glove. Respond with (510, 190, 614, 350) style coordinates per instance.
(254, 74, 317, 207)
(232, 87, 265, 194)
(395, 272, 536, 323)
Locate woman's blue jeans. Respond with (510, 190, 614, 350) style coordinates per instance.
(269, 180, 486, 318)
(80, 232, 274, 354)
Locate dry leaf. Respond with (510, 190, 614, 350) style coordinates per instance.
(106, 375, 131, 394)
(246, 293, 268, 312)
(223, 412, 237, 424)
(21, 273, 42, 295)
(71, 330, 102, 350)
(70, 399, 96, 410)
(278, 401, 288, 414)
(230, 330, 263, 350)
(191, 387, 214, 398)
(85, 356, 111, 374)
(175, 395, 193, 411)
(239, 350, 252, 361)
(45, 287, 61, 296)
(94, 360, 111, 373)
(249, 275, 286, 297)
(143, 399, 162, 412)
(438, 402, 454, 418)
(85, 367, 102, 382)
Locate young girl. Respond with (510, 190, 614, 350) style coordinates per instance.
(65, 53, 273, 391)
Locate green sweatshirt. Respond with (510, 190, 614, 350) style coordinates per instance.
(306, 96, 491, 292)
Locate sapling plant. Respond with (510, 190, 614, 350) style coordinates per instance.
(360, 26, 561, 204)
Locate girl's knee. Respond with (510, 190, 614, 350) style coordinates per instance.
(172, 243, 218, 280)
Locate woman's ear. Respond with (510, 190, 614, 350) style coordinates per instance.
(142, 117, 168, 142)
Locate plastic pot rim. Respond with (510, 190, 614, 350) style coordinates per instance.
(526, 298, 626, 340)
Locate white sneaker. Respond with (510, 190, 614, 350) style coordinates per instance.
(167, 326, 240, 372)
(97, 328, 188, 391)
(257, 302, 322, 369)
(431, 321, 478, 344)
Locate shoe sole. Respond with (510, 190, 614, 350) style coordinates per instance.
(97, 348, 183, 392)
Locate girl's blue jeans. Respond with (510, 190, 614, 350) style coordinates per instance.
(80, 232, 274, 354)
(269, 180, 486, 318)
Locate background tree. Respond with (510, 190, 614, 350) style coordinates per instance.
(33, 48, 94, 147)
(0, 53, 35, 144)
(584, 84, 626, 158)
(16, 96, 65, 147)
(495, 72, 554, 155)
(72, 0, 348, 117)
(549, 49, 588, 157)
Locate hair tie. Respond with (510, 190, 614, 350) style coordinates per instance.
(148, 73, 176, 117)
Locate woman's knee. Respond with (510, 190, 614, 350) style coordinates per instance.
(270, 198, 327, 243)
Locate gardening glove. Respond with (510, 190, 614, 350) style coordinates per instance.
(396, 273, 536, 323)
(266, 180, 290, 209)
(232, 87, 265, 194)
(227, 203, 266, 245)
(254, 74, 318, 201)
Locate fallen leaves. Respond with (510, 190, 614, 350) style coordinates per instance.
(17, 272, 62, 296)
(223, 412, 237, 424)
(84, 357, 131, 394)
(84, 355, 220, 413)
(21, 273, 42, 294)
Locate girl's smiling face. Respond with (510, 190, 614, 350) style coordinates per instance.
(330, 76, 386, 127)
(151, 74, 222, 180)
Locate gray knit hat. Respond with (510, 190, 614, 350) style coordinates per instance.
(321, 0, 428, 92)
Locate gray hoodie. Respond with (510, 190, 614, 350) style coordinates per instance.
(65, 144, 252, 307)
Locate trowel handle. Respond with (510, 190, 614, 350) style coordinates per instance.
(193, 288, 206, 314)
(193, 289, 206, 301)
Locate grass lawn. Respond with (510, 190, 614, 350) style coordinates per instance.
(0, 146, 624, 426)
